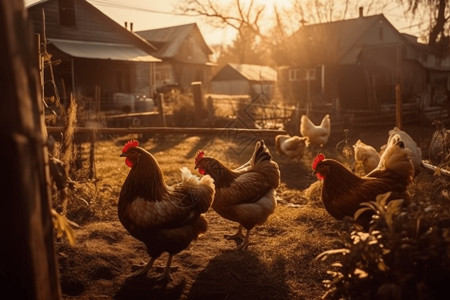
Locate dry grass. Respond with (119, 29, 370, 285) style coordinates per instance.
(51, 128, 447, 300)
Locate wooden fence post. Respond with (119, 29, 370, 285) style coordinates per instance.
(191, 81, 204, 126)
(0, 0, 61, 298)
(159, 93, 166, 126)
(396, 45, 403, 129)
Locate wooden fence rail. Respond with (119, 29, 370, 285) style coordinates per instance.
(46, 126, 287, 137)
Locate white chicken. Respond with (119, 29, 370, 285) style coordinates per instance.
(300, 114, 331, 148)
(377, 127, 422, 176)
(275, 134, 309, 161)
(353, 139, 380, 175)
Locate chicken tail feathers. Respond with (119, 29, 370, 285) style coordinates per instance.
(252, 140, 272, 165)
(320, 114, 330, 129)
(179, 167, 215, 213)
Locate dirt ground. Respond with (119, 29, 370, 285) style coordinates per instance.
(53, 120, 445, 300)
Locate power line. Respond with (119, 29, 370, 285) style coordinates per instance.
(89, 0, 191, 17)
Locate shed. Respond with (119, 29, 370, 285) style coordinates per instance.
(211, 63, 277, 98)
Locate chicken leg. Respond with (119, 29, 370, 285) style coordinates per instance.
(225, 225, 251, 250)
(128, 255, 173, 283)
(235, 228, 251, 251)
(156, 254, 174, 283)
(128, 257, 155, 279)
(225, 225, 245, 241)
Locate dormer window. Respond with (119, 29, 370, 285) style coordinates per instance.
(59, 0, 76, 27)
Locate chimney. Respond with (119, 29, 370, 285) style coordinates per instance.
(130, 22, 133, 32)
(359, 7, 363, 17)
(124, 21, 128, 29)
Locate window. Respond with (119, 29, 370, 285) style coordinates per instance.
(288, 68, 316, 81)
(156, 70, 170, 82)
(289, 69, 301, 81)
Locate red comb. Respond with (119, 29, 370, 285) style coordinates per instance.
(312, 153, 325, 170)
(122, 140, 139, 153)
(195, 150, 204, 165)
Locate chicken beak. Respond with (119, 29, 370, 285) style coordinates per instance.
(120, 153, 126, 157)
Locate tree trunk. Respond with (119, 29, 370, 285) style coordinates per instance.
(0, 1, 61, 299)
(428, 0, 446, 47)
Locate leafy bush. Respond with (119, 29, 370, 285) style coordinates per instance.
(317, 192, 450, 300)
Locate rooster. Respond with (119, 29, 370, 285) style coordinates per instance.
(194, 140, 280, 250)
(118, 140, 215, 282)
(300, 114, 331, 148)
(353, 139, 380, 175)
(312, 139, 414, 229)
(275, 134, 309, 161)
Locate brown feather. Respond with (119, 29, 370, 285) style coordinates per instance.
(313, 140, 414, 229)
(194, 140, 280, 248)
(118, 144, 215, 278)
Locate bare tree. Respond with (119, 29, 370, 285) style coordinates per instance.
(178, 0, 266, 40)
(176, 0, 394, 64)
(400, 0, 449, 51)
(177, 0, 277, 64)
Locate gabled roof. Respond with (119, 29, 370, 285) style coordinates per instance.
(27, 0, 159, 59)
(136, 23, 213, 58)
(213, 63, 277, 82)
(291, 14, 404, 64)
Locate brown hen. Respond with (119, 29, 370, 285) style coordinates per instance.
(118, 140, 215, 282)
(312, 139, 414, 229)
(194, 139, 280, 250)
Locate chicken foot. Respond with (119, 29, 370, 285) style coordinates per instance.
(155, 254, 174, 283)
(127, 257, 155, 279)
(225, 225, 250, 250)
(225, 225, 245, 241)
(127, 255, 174, 283)
(235, 229, 251, 251)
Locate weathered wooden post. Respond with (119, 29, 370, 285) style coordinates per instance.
(0, 0, 61, 298)
(396, 45, 403, 129)
(158, 93, 166, 126)
(191, 81, 204, 127)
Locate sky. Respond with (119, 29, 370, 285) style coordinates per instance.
(24, 0, 423, 46)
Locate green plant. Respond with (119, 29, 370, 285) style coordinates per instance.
(316, 192, 450, 300)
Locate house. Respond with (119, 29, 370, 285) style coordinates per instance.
(136, 23, 215, 94)
(27, 0, 160, 112)
(210, 63, 278, 98)
(277, 9, 450, 120)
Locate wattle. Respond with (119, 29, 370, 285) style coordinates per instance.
(125, 158, 134, 168)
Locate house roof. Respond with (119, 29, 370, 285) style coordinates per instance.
(27, 0, 158, 57)
(291, 14, 404, 64)
(48, 38, 161, 62)
(136, 23, 213, 59)
(213, 64, 277, 82)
